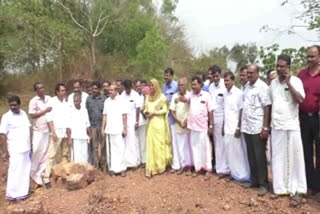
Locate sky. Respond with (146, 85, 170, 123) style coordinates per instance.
(174, 0, 319, 54)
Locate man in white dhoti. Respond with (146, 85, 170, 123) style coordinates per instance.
(69, 92, 91, 163)
(223, 72, 250, 182)
(170, 78, 193, 174)
(121, 79, 141, 168)
(102, 85, 128, 176)
(135, 80, 147, 166)
(208, 65, 229, 178)
(0, 96, 31, 201)
(28, 82, 51, 187)
(43, 83, 71, 188)
(187, 76, 214, 177)
(270, 55, 307, 200)
(68, 80, 88, 109)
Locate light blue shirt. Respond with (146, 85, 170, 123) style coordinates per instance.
(163, 80, 178, 125)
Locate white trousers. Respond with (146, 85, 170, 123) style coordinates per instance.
(106, 134, 127, 173)
(190, 130, 212, 172)
(71, 139, 89, 163)
(137, 125, 146, 164)
(31, 131, 49, 185)
(271, 129, 307, 195)
(170, 125, 180, 170)
(7, 151, 31, 201)
(125, 121, 140, 168)
(214, 117, 229, 174)
(225, 134, 250, 181)
(174, 132, 193, 168)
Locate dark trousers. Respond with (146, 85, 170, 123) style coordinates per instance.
(244, 133, 268, 188)
(300, 112, 320, 189)
(91, 127, 106, 171)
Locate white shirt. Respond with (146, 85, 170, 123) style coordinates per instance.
(224, 86, 243, 135)
(241, 79, 271, 135)
(209, 78, 226, 118)
(68, 91, 89, 109)
(120, 90, 141, 125)
(204, 79, 210, 87)
(68, 106, 90, 140)
(0, 110, 31, 153)
(46, 96, 70, 138)
(169, 91, 191, 134)
(28, 95, 51, 133)
(270, 76, 305, 131)
(103, 95, 128, 135)
(137, 93, 147, 126)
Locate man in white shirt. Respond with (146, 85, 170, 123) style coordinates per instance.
(102, 85, 128, 176)
(270, 55, 307, 199)
(69, 92, 91, 163)
(135, 80, 147, 166)
(170, 78, 193, 174)
(28, 82, 51, 187)
(121, 79, 141, 168)
(208, 65, 229, 177)
(239, 65, 249, 91)
(223, 72, 250, 182)
(0, 96, 31, 201)
(43, 83, 71, 188)
(241, 64, 271, 196)
(68, 80, 88, 109)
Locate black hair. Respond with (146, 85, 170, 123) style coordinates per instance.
(239, 65, 248, 72)
(103, 80, 110, 85)
(208, 65, 222, 74)
(191, 75, 203, 85)
(224, 71, 235, 80)
(33, 82, 42, 91)
(91, 81, 101, 89)
(141, 80, 147, 84)
(277, 54, 291, 66)
(164, 67, 174, 76)
(55, 83, 66, 95)
(73, 79, 81, 86)
(8, 95, 21, 105)
(122, 79, 132, 89)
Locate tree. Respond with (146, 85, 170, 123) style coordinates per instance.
(229, 43, 258, 71)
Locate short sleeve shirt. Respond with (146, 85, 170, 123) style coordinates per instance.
(86, 95, 106, 128)
(209, 79, 226, 118)
(103, 95, 128, 134)
(28, 95, 51, 133)
(187, 90, 214, 132)
(68, 92, 89, 109)
(169, 91, 191, 134)
(241, 79, 271, 135)
(120, 90, 142, 125)
(163, 80, 178, 125)
(68, 107, 90, 140)
(270, 76, 305, 131)
(224, 86, 243, 135)
(0, 110, 31, 153)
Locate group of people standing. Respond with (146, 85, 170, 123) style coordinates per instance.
(0, 45, 319, 205)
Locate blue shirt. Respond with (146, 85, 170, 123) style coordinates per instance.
(163, 80, 178, 125)
(202, 85, 209, 92)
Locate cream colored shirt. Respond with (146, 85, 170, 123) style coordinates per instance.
(169, 91, 191, 134)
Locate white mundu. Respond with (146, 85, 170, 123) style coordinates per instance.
(270, 76, 307, 195)
(169, 91, 193, 169)
(136, 92, 147, 164)
(28, 95, 51, 185)
(223, 86, 250, 182)
(209, 78, 228, 174)
(0, 110, 31, 200)
(103, 95, 127, 173)
(69, 106, 90, 163)
(121, 90, 142, 168)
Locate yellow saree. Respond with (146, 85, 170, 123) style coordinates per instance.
(145, 80, 172, 177)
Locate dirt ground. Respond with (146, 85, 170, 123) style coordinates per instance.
(0, 163, 320, 214)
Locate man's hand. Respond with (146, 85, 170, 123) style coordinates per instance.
(283, 71, 291, 84)
(135, 122, 139, 130)
(1, 151, 9, 160)
(45, 107, 52, 113)
(122, 128, 127, 137)
(259, 129, 269, 140)
(146, 112, 154, 119)
(208, 126, 213, 135)
(234, 129, 241, 138)
(179, 96, 188, 103)
(52, 132, 58, 142)
(101, 127, 105, 136)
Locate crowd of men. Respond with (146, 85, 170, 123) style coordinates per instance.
(0, 45, 319, 205)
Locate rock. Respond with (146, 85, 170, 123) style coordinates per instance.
(52, 162, 99, 190)
(223, 204, 231, 211)
(7, 201, 44, 214)
(66, 173, 88, 190)
(248, 198, 258, 207)
(7, 206, 24, 214)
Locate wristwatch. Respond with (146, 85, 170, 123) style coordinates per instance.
(209, 125, 213, 129)
(262, 127, 269, 131)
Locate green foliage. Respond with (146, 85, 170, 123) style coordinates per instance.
(229, 43, 258, 71)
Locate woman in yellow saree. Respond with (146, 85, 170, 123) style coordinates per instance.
(144, 79, 172, 177)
